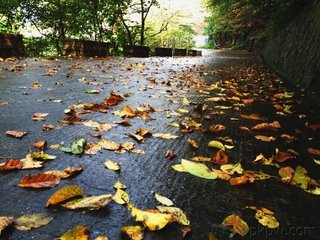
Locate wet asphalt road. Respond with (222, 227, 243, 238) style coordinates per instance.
(0, 50, 320, 240)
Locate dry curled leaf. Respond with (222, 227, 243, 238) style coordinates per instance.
(240, 113, 267, 121)
(19, 173, 61, 188)
(6, 130, 27, 138)
(156, 206, 190, 225)
(213, 150, 228, 164)
(252, 121, 281, 131)
(103, 92, 124, 106)
(187, 138, 199, 148)
(32, 140, 46, 151)
(254, 135, 276, 142)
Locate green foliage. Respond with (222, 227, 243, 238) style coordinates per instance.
(204, 0, 306, 49)
(23, 37, 57, 57)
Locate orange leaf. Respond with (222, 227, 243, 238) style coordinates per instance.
(182, 226, 191, 238)
(308, 148, 320, 156)
(32, 140, 46, 151)
(19, 173, 61, 188)
(279, 167, 294, 183)
(213, 150, 228, 164)
(240, 113, 267, 121)
(0, 159, 22, 171)
(6, 130, 28, 138)
(254, 135, 276, 142)
(229, 175, 248, 186)
(252, 121, 281, 131)
(241, 98, 254, 105)
(103, 92, 124, 106)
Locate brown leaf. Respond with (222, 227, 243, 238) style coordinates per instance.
(307, 123, 320, 131)
(187, 139, 199, 148)
(229, 175, 249, 186)
(165, 150, 177, 159)
(182, 226, 191, 238)
(103, 92, 124, 106)
(308, 148, 320, 156)
(19, 173, 61, 188)
(32, 140, 46, 151)
(213, 150, 228, 164)
(254, 135, 276, 142)
(275, 149, 297, 163)
(240, 126, 250, 132)
(252, 121, 281, 131)
(190, 156, 212, 162)
(6, 130, 28, 138)
(211, 169, 231, 180)
(0, 159, 22, 171)
(42, 124, 58, 131)
(204, 124, 226, 133)
(114, 119, 132, 126)
(241, 98, 254, 105)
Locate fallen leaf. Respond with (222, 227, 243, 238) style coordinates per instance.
(47, 185, 85, 206)
(0, 216, 14, 235)
(240, 113, 267, 121)
(204, 124, 226, 133)
(32, 140, 46, 151)
(155, 193, 173, 206)
(211, 169, 231, 180)
(229, 175, 248, 186)
(129, 205, 173, 231)
(95, 236, 109, 240)
(31, 152, 56, 161)
(45, 166, 83, 179)
(254, 135, 276, 142)
(121, 226, 144, 240)
(6, 130, 27, 138)
(181, 159, 217, 180)
(292, 166, 310, 190)
(208, 140, 225, 150)
(60, 137, 86, 155)
(252, 121, 281, 131)
(308, 148, 320, 156)
(114, 119, 132, 126)
(213, 150, 228, 164)
(19, 173, 61, 188)
(0, 159, 22, 171)
(105, 159, 121, 171)
(275, 149, 297, 162)
(255, 209, 279, 229)
(190, 156, 212, 162)
(165, 150, 176, 159)
(222, 214, 249, 237)
(181, 226, 191, 238)
(15, 213, 53, 230)
(113, 189, 130, 205)
(21, 154, 43, 169)
(85, 90, 101, 94)
(114, 180, 126, 190)
(156, 206, 190, 225)
(58, 225, 89, 240)
(153, 133, 179, 139)
(187, 138, 198, 148)
(62, 194, 113, 210)
(279, 167, 295, 183)
(114, 105, 135, 118)
(99, 139, 121, 150)
(171, 164, 186, 172)
(103, 92, 124, 106)
(220, 163, 243, 175)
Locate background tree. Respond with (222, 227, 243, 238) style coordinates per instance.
(0, 0, 24, 33)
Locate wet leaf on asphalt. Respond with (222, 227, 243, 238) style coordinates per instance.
(0, 159, 22, 171)
(222, 214, 249, 237)
(153, 133, 179, 139)
(46, 185, 85, 207)
(105, 159, 121, 171)
(60, 137, 86, 155)
(121, 226, 144, 240)
(208, 140, 225, 150)
(113, 189, 130, 205)
(155, 193, 174, 206)
(156, 206, 190, 225)
(15, 213, 53, 230)
(0, 216, 14, 235)
(5, 130, 28, 138)
(62, 194, 113, 210)
(58, 225, 90, 240)
(18, 173, 61, 188)
(181, 159, 217, 180)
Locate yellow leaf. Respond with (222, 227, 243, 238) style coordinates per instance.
(99, 139, 121, 151)
(105, 159, 121, 171)
(113, 189, 130, 205)
(181, 159, 217, 180)
(130, 206, 173, 231)
(0, 216, 14, 235)
(255, 210, 279, 229)
(182, 97, 190, 105)
(94, 236, 109, 240)
(153, 133, 179, 139)
(157, 206, 190, 225)
(15, 213, 53, 231)
(171, 164, 186, 172)
(187, 139, 199, 148)
(155, 193, 174, 206)
(121, 226, 144, 240)
(114, 180, 126, 189)
(114, 105, 136, 118)
(177, 108, 189, 114)
(20, 153, 43, 169)
(208, 140, 225, 150)
(62, 194, 112, 210)
(46, 185, 85, 207)
(58, 226, 89, 240)
(220, 163, 243, 175)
